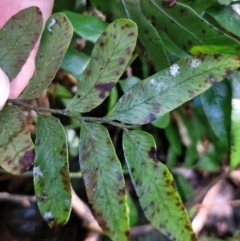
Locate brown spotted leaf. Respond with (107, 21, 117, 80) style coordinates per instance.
(91, 0, 240, 70)
(19, 13, 73, 99)
(111, 55, 240, 124)
(0, 7, 43, 81)
(67, 18, 137, 112)
(123, 130, 197, 241)
(79, 123, 129, 241)
(34, 115, 71, 229)
(0, 105, 34, 174)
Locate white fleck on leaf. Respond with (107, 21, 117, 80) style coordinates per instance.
(190, 59, 202, 68)
(43, 211, 53, 221)
(169, 64, 180, 77)
(48, 18, 56, 32)
(33, 166, 43, 178)
(232, 99, 240, 122)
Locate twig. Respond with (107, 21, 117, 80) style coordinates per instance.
(8, 99, 139, 130)
(195, 199, 240, 208)
(71, 187, 103, 234)
(0, 192, 36, 207)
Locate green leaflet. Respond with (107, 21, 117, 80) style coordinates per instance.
(34, 115, 71, 228)
(206, 4, 240, 38)
(64, 11, 108, 43)
(151, 113, 170, 129)
(200, 79, 231, 147)
(0, 105, 34, 174)
(228, 71, 240, 169)
(0, 7, 43, 81)
(91, 0, 240, 71)
(90, 0, 172, 71)
(123, 130, 197, 241)
(79, 123, 129, 241)
(111, 55, 240, 124)
(67, 18, 137, 113)
(20, 13, 73, 99)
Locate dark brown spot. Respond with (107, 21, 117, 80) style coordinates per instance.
(131, 167, 135, 173)
(125, 230, 130, 237)
(125, 47, 132, 55)
(202, 29, 206, 34)
(102, 31, 107, 36)
(77, 95, 81, 98)
(148, 147, 158, 161)
(180, 8, 185, 14)
(118, 188, 125, 196)
(99, 41, 104, 47)
(119, 58, 125, 65)
(94, 82, 115, 98)
(128, 31, 135, 37)
(214, 54, 220, 60)
(86, 69, 91, 76)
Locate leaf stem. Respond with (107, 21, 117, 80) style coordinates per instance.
(8, 99, 139, 130)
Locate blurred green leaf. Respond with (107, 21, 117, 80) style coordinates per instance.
(119, 77, 140, 93)
(200, 80, 231, 147)
(64, 11, 108, 42)
(0, 7, 43, 80)
(195, 153, 222, 172)
(107, 86, 119, 116)
(61, 47, 89, 79)
(34, 115, 71, 228)
(0, 105, 34, 174)
(111, 55, 240, 124)
(123, 130, 197, 241)
(228, 71, 240, 169)
(55, 83, 72, 98)
(67, 18, 137, 112)
(151, 113, 170, 129)
(174, 173, 194, 202)
(206, 4, 240, 38)
(20, 13, 73, 99)
(79, 123, 129, 241)
(127, 193, 139, 227)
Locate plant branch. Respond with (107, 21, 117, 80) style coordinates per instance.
(8, 99, 139, 130)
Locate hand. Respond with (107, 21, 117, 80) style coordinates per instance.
(0, 0, 54, 110)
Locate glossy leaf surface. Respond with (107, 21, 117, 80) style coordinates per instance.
(20, 13, 73, 99)
(228, 71, 240, 169)
(61, 47, 89, 79)
(0, 7, 43, 80)
(200, 79, 231, 147)
(123, 130, 197, 241)
(64, 11, 108, 42)
(34, 115, 71, 228)
(79, 123, 129, 241)
(91, 0, 240, 70)
(67, 18, 137, 112)
(111, 55, 240, 124)
(0, 105, 34, 174)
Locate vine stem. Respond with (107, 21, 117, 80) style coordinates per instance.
(8, 99, 139, 130)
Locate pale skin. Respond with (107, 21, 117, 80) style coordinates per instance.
(0, 0, 54, 109)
